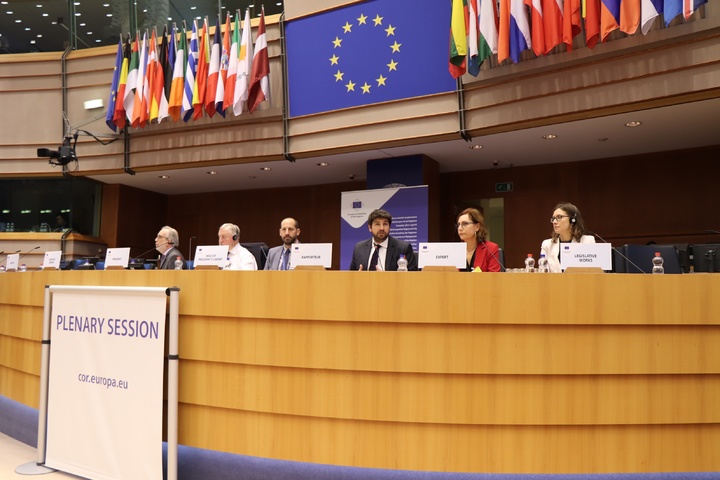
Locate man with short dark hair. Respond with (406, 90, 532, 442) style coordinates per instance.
(349, 209, 417, 271)
(264, 217, 301, 270)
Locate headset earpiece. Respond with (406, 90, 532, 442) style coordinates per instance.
(232, 235, 238, 241)
(571, 214, 577, 224)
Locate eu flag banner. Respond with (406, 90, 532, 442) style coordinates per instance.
(286, 0, 457, 117)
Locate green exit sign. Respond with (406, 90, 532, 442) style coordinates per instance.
(495, 182, 513, 192)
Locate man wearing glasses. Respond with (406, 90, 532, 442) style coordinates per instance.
(155, 226, 187, 269)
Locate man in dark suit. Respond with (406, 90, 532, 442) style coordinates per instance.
(349, 209, 417, 271)
(264, 217, 301, 270)
(155, 226, 187, 269)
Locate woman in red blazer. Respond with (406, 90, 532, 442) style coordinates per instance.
(456, 208, 503, 272)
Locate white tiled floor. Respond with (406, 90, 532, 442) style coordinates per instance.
(0, 433, 83, 480)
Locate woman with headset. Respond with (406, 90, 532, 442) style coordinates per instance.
(540, 202, 595, 273)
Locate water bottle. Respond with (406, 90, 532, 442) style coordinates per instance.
(652, 252, 664, 274)
(397, 254, 408, 272)
(19, 264, 27, 272)
(537, 254, 549, 273)
(174, 256, 183, 270)
(524, 254, 535, 272)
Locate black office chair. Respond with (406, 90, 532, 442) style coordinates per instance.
(240, 242, 269, 270)
(497, 247, 506, 272)
(622, 244, 683, 274)
(612, 247, 626, 273)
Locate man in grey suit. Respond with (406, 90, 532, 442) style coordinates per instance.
(264, 217, 301, 270)
(155, 226, 187, 269)
(349, 209, 417, 271)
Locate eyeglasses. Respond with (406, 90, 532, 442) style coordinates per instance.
(550, 215, 570, 223)
(456, 221, 477, 229)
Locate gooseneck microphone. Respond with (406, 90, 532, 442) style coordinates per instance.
(587, 231, 646, 274)
(0, 249, 23, 267)
(18, 246, 41, 262)
(479, 240, 506, 272)
(133, 245, 162, 261)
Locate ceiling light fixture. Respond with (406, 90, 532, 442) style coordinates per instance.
(317, 162, 329, 166)
(206, 171, 218, 175)
(158, 175, 169, 179)
(260, 167, 272, 171)
(625, 121, 642, 127)
(469, 144, 483, 150)
(542, 134, 558, 140)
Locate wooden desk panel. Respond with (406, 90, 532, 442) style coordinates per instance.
(1, 270, 719, 474)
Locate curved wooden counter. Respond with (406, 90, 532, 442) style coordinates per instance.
(1, 270, 719, 474)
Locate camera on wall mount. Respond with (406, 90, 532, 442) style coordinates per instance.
(37, 134, 78, 166)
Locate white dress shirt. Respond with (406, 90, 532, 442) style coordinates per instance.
(367, 238, 389, 271)
(224, 244, 258, 271)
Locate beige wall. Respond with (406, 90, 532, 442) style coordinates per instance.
(1, 7, 718, 178)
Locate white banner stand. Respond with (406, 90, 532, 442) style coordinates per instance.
(16, 285, 179, 480)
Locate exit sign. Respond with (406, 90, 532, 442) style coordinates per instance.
(495, 182, 513, 192)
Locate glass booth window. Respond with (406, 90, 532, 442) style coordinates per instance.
(0, 178, 101, 237)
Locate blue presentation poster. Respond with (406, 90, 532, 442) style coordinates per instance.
(340, 186, 428, 270)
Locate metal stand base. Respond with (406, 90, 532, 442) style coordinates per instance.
(15, 462, 57, 475)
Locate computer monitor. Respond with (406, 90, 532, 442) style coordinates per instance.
(690, 244, 720, 273)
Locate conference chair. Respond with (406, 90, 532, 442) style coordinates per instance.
(240, 242, 270, 270)
(497, 247, 506, 272)
(622, 244, 683, 274)
(612, 248, 626, 273)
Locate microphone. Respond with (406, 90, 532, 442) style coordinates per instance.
(133, 245, 161, 262)
(588, 231, 646, 274)
(479, 240, 506, 272)
(188, 236, 197, 262)
(18, 246, 41, 261)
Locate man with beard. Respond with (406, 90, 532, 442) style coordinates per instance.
(264, 218, 301, 270)
(349, 209, 417, 271)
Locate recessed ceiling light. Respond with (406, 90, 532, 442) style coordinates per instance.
(25, 27, 31, 31)
(206, 171, 218, 175)
(36, 4, 42, 7)
(42, 13, 48, 16)
(6, 11, 13, 14)
(106, 13, 112, 17)
(625, 121, 642, 127)
(317, 162, 329, 166)
(15, 19, 21, 23)
(79, 22, 85, 26)
(158, 175, 169, 179)
(30, 40, 36, 44)
(469, 144, 482, 150)
(260, 167, 272, 171)
(190, 6, 196, 9)
(87, 31, 92, 35)
(37, 34, 42, 38)
(542, 134, 557, 140)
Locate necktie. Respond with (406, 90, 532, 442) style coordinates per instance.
(280, 248, 290, 270)
(369, 243, 380, 271)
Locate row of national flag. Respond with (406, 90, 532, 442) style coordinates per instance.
(449, 0, 709, 77)
(106, 8, 270, 132)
